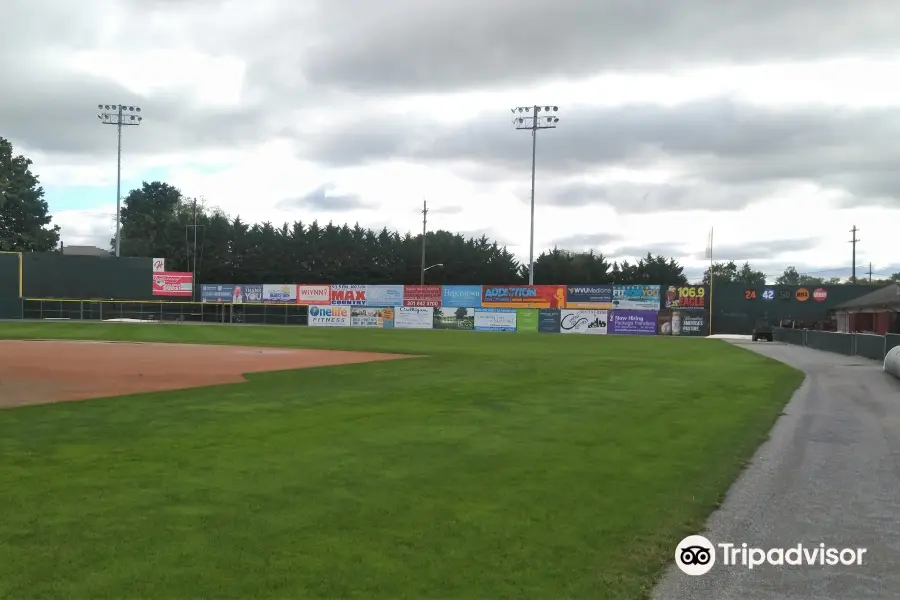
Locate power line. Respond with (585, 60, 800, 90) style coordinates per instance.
(511, 104, 559, 285)
(97, 103, 143, 258)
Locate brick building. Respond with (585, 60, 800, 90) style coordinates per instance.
(832, 283, 900, 335)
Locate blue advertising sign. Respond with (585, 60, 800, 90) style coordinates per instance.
(200, 284, 263, 303)
(365, 285, 404, 307)
(612, 285, 660, 311)
(565, 284, 613, 309)
(200, 284, 229, 303)
(441, 285, 483, 308)
(537, 308, 561, 333)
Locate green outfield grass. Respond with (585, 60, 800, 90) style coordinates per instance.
(0, 323, 803, 600)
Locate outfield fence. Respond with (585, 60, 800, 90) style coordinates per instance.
(774, 327, 900, 362)
(20, 298, 309, 326)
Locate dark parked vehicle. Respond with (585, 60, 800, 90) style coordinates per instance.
(752, 319, 774, 342)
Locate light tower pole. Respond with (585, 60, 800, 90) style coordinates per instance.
(511, 105, 558, 285)
(97, 104, 143, 257)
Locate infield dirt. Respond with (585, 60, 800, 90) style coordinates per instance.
(0, 340, 412, 408)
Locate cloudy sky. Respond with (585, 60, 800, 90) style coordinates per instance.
(4, 0, 900, 282)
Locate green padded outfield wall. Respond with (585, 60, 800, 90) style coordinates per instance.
(22, 253, 154, 300)
(0, 253, 22, 319)
(711, 282, 883, 334)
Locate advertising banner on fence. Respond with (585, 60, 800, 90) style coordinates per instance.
(308, 305, 351, 327)
(394, 306, 433, 329)
(403, 285, 442, 307)
(441, 285, 483, 308)
(152, 272, 192, 297)
(262, 284, 297, 303)
(481, 285, 566, 309)
(433, 307, 474, 330)
(560, 309, 608, 334)
(612, 285, 660, 311)
(609, 309, 657, 335)
(234, 284, 263, 303)
(200, 284, 226, 303)
(662, 285, 707, 310)
(658, 310, 709, 336)
(366, 285, 404, 307)
(474, 308, 517, 332)
(330, 284, 368, 306)
(538, 308, 561, 333)
(516, 309, 538, 333)
(297, 284, 331, 305)
(152, 258, 165, 273)
(350, 307, 394, 328)
(565, 285, 613, 309)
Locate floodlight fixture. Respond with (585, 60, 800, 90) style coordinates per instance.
(97, 103, 144, 257)
(509, 104, 560, 284)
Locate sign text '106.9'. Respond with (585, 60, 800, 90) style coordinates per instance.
(663, 285, 707, 309)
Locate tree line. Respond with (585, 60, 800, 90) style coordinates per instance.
(2, 136, 897, 287)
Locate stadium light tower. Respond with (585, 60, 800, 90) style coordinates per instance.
(511, 105, 559, 285)
(97, 104, 143, 257)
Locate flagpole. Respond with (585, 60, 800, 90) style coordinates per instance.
(708, 228, 714, 336)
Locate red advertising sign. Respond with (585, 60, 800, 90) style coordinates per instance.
(481, 285, 566, 308)
(330, 284, 367, 305)
(296, 284, 331, 305)
(152, 272, 192, 297)
(813, 288, 828, 302)
(403, 285, 442, 307)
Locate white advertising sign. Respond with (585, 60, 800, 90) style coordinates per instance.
(366, 285, 404, 307)
(308, 305, 351, 327)
(394, 307, 433, 329)
(560, 309, 608, 334)
(152, 258, 165, 272)
(262, 284, 298, 303)
(297, 284, 331, 305)
(473, 308, 517, 332)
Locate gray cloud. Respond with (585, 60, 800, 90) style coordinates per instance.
(301, 98, 900, 210)
(276, 183, 371, 212)
(694, 238, 822, 261)
(610, 244, 692, 260)
(429, 206, 464, 215)
(546, 180, 770, 214)
(300, 0, 900, 94)
(550, 233, 621, 250)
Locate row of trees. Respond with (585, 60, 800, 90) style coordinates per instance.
(2, 136, 897, 287)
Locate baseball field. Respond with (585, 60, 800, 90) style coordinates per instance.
(0, 322, 803, 599)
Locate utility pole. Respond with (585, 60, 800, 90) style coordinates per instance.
(192, 198, 198, 300)
(849, 226, 859, 283)
(511, 105, 560, 285)
(420, 198, 428, 285)
(97, 104, 143, 257)
(868, 262, 873, 282)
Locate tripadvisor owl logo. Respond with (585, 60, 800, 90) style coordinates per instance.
(676, 535, 715, 576)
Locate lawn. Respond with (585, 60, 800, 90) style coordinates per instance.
(0, 323, 803, 600)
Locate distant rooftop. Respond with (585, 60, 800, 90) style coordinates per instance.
(833, 283, 900, 311)
(61, 245, 111, 257)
